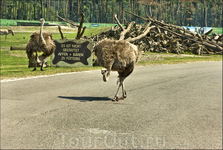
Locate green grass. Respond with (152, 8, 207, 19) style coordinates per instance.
(138, 52, 222, 66)
(0, 27, 222, 80)
(211, 27, 223, 35)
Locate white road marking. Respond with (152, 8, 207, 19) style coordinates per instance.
(1, 70, 100, 83)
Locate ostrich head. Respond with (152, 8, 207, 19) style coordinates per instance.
(40, 18, 45, 24)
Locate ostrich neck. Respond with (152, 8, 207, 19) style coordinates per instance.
(39, 21, 46, 46)
(39, 22, 44, 39)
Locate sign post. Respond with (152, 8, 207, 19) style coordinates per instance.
(51, 39, 92, 67)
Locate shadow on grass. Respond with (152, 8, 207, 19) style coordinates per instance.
(58, 96, 111, 102)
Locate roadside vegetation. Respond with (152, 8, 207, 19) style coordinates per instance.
(0, 26, 222, 80)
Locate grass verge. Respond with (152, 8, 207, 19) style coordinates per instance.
(0, 28, 222, 80)
(1, 49, 222, 80)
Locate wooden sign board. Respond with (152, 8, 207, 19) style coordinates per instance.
(51, 39, 92, 67)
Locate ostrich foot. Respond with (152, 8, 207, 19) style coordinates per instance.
(101, 69, 107, 75)
(101, 69, 109, 82)
(41, 69, 45, 71)
(112, 96, 119, 102)
(103, 74, 107, 82)
(123, 91, 127, 98)
(112, 96, 126, 102)
(32, 68, 36, 71)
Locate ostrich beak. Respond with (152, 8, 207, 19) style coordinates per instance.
(40, 18, 45, 22)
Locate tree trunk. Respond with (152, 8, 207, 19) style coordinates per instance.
(90, 3, 92, 23)
(1, 0, 3, 19)
(63, 0, 65, 18)
(112, 0, 114, 23)
(159, 0, 163, 20)
(105, 0, 108, 23)
(176, 0, 179, 25)
(33, 0, 36, 20)
(81, 0, 84, 14)
(172, 1, 174, 24)
(194, 2, 197, 26)
(93, 0, 95, 23)
(189, 2, 192, 26)
(44, 0, 47, 19)
(99, 0, 103, 22)
(145, 5, 148, 18)
(204, 0, 207, 27)
(18, 0, 20, 19)
(46, 0, 48, 20)
(71, 0, 74, 21)
(221, 0, 223, 28)
(29, 2, 32, 20)
(10, 2, 12, 19)
(77, 0, 79, 22)
(214, 0, 217, 27)
(182, 2, 185, 26)
(14, 0, 17, 20)
(5, 1, 7, 19)
(41, 0, 44, 18)
(122, 0, 124, 24)
(54, 0, 56, 21)
(49, 0, 51, 21)
(136, 0, 139, 23)
(101, 0, 105, 23)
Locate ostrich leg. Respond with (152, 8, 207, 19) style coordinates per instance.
(113, 67, 134, 101)
(40, 61, 44, 71)
(121, 82, 127, 98)
(113, 78, 125, 101)
(33, 52, 38, 71)
(101, 60, 114, 82)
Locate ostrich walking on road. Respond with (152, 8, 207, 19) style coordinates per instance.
(26, 18, 56, 71)
(93, 39, 141, 101)
(93, 15, 155, 101)
(0, 29, 14, 42)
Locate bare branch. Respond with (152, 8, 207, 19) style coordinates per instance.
(56, 14, 79, 27)
(76, 14, 86, 39)
(126, 26, 156, 42)
(143, 22, 152, 32)
(119, 21, 135, 40)
(58, 25, 64, 39)
(114, 14, 125, 31)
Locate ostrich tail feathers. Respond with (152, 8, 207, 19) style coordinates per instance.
(38, 46, 56, 61)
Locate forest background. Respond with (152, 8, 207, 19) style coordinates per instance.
(0, 0, 223, 28)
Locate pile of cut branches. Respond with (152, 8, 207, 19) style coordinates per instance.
(58, 12, 222, 55)
(84, 12, 222, 55)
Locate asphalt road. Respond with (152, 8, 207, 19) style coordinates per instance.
(1, 61, 222, 149)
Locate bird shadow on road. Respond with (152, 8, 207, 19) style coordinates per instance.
(58, 96, 112, 102)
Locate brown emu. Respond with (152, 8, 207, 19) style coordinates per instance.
(26, 18, 56, 71)
(93, 15, 155, 101)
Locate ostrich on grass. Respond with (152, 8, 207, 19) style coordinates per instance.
(93, 15, 155, 101)
(0, 29, 14, 42)
(26, 18, 56, 71)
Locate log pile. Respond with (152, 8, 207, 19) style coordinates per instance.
(83, 11, 222, 55)
(56, 12, 222, 55)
